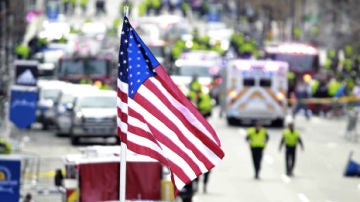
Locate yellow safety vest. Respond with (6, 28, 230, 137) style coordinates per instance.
(188, 90, 213, 116)
(246, 128, 267, 148)
(282, 129, 300, 147)
(0, 138, 12, 154)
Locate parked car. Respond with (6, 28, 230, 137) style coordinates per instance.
(36, 79, 70, 130)
(53, 83, 99, 136)
(64, 89, 118, 145)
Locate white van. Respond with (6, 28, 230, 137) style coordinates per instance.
(223, 59, 289, 126)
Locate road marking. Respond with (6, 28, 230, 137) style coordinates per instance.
(281, 174, 291, 183)
(298, 193, 310, 202)
(358, 184, 360, 190)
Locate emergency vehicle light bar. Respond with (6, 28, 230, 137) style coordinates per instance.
(233, 60, 289, 72)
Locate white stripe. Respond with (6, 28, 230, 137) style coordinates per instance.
(173, 175, 186, 192)
(117, 118, 128, 133)
(117, 79, 128, 94)
(139, 82, 220, 167)
(150, 78, 218, 144)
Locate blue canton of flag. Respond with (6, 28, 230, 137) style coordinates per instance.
(118, 17, 158, 98)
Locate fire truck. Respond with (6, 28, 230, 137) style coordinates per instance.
(223, 59, 289, 126)
(61, 146, 174, 202)
(57, 54, 116, 88)
(264, 42, 320, 96)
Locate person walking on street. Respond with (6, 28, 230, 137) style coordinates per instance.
(246, 122, 269, 179)
(279, 121, 304, 177)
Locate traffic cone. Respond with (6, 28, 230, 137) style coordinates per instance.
(344, 151, 360, 177)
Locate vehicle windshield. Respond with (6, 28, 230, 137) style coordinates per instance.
(270, 54, 319, 73)
(149, 46, 164, 58)
(59, 59, 108, 76)
(78, 96, 116, 108)
(175, 65, 215, 77)
(42, 89, 61, 100)
(60, 93, 75, 104)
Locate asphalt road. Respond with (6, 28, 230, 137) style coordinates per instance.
(6, 107, 359, 202)
(195, 109, 360, 202)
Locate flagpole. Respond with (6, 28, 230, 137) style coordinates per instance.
(119, 2, 130, 202)
(119, 142, 127, 202)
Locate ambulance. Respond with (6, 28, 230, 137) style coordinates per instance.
(223, 59, 289, 126)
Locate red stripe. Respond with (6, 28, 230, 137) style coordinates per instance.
(117, 88, 127, 103)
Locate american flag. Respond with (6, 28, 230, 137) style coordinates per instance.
(117, 16, 224, 194)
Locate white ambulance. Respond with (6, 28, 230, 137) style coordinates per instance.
(223, 59, 289, 126)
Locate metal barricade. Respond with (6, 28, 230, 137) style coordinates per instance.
(345, 109, 359, 142)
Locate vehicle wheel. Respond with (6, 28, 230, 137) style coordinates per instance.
(272, 119, 284, 128)
(42, 123, 49, 130)
(115, 136, 121, 145)
(71, 136, 79, 145)
(226, 117, 239, 126)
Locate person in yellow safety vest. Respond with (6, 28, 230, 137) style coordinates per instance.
(0, 137, 12, 154)
(310, 78, 319, 96)
(100, 82, 110, 90)
(279, 121, 304, 177)
(70, 0, 77, 14)
(328, 77, 341, 97)
(246, 121, 269, 179)
(80, 76, 92, 85)
(80, 0, 88, 14)
(15, 44, 30, 59)
(188, 86, 213, 118)
(189, 74, 202, 92)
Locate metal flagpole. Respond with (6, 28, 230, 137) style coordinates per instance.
(119, 2, 129, 202)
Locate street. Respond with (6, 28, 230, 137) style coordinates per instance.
(1, 0, 360, 202)
(11, 107, 360, 202)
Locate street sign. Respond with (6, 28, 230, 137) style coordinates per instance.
(14, 60, 38, 87)
(9, 85, 38, 129)
(0, 155, 21, 202)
